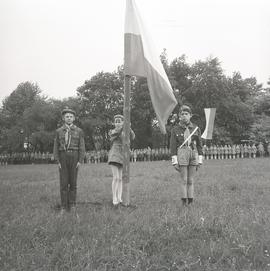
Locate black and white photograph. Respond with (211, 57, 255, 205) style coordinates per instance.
(0, 0, 270, 270)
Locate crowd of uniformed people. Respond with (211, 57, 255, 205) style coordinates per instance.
(202, 143, 270, 160)
(0, 143, 270, 165)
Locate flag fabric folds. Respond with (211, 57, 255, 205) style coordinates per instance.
(124, 0, 177, 134)
(201, 108, 216, 140)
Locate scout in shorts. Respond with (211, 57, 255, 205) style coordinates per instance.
(170, 105, 203, 206)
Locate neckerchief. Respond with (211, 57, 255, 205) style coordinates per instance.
(64, 124, 73, 150)
(184, 126, 191, 146)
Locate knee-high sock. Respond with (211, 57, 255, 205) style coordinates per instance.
(187, 183, 194, 198)
(117, 179, 123, 203)
(112, 178, 118, 205)
(181, 184, 188, 199)
(180, 166, 188, 199)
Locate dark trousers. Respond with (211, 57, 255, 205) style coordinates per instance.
(59, 151, 79, 209)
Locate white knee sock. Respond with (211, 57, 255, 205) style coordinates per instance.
(117, 180, 123, 203)
(112, 179, 118, 205)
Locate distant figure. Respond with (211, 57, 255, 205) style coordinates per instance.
(235, 145, 240, 159)
(252, 143, 257, 158)
(170, 105, 203, 206)
(108, 115, 135, 206)
(202, 144, 207, 160)
(53, 107, 85, 214)
(227, 145, 232, 159)
(244, 144, 248, 158)
(232, 145, 236, 159)
(240, 144, 244, 158)
(224, 145, 228, 159)
(248, 144, 252, 158)
(258, 142, 264, 157)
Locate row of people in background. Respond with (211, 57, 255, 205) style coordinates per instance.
(0, 147, 171, 165)
(0, 152, 53, 165)
(85, 147, 171, 163)
(1, 143, 270, 165)
(202, 143, 270, 160)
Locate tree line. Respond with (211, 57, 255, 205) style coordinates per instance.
(0, 52, 270, 153)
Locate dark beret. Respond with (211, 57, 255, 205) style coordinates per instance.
(61, 107, 76, 116)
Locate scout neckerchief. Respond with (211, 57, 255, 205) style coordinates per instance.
(179, 125, 198, 149)
(184, 126, 191, 146)
(64, 124, 73, 150)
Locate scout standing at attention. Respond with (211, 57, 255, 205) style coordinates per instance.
(53, 107, 85, 213)
(170, 105, 203, 206)
(108, 115, 135, 206)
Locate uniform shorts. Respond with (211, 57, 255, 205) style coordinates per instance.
(177, 146, 198, 166)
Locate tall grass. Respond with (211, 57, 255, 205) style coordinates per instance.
(1, 159, 270, 270)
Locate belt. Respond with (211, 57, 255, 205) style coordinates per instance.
(60, 149, 78, 153)
(179, 145, 197, 151)
(179, 145, 191, 149)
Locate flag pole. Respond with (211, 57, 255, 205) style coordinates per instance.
(122, 74, 131, 206)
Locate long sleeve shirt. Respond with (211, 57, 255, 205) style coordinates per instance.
(170, 122, 203, 156)
(109, 127, 135, 146)
(53, 124, 85, 163)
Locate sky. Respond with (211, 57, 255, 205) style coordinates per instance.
(0, 0, 269, 102)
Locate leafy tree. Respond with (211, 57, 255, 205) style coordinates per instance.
(168, 56, 257, 143)
(131, 77, 155, 148)
(2, 82, 42, 126)
(77, 71, 124, 150)
(169, 55, 192, 103)
(249, 114, 270, 143)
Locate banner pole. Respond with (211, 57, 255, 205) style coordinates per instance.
(122, 75, 131, 206)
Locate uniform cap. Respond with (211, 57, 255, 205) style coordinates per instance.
(61, 107, 76, 116)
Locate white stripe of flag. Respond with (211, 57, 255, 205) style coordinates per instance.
(124, 0, 177, 134)
(201, 108, 216, 140)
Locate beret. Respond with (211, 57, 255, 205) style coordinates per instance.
(61, 107, 76, 116)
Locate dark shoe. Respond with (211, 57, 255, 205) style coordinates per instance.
(188, 198, 193, 204)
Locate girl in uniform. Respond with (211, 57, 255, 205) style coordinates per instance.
(170, 105, 203, 206)
(108, 115, 135, 206)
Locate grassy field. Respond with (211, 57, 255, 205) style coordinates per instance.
(1, 159, 270, 271)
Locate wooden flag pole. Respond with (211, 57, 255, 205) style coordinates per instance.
(122, 74, 131, 206)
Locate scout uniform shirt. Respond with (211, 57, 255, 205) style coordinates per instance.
(170, 122, 203, 158)
(53, 124, 85, 163)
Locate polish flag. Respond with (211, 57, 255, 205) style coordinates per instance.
(202, 108, 216, 140)
(124, 0, 177, 134)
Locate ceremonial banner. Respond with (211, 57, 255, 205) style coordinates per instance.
(124, 0, 177, 134)
(202, 108, 216, 140)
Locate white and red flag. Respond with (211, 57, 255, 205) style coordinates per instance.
(124, 0, 177, 134)
(201, 108, 216, 140)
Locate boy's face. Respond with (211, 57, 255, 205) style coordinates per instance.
(63, 113, 75, 125)
(114, 118, 123, 129)
(179, 111, 191, 124)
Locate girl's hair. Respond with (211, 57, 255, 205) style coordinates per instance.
(114, 114, 124, 121)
